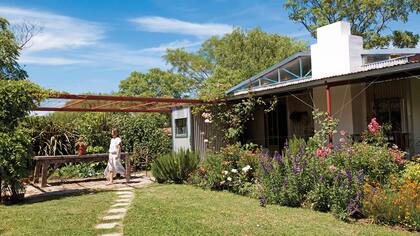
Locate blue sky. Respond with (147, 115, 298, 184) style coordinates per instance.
(1, 0, 419, 94)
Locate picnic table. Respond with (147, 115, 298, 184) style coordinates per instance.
(32, 153, 131, 187)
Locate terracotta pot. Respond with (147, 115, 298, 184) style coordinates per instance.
(76, 143, 87, 156)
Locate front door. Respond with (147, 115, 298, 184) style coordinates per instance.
(265, 101, 288, 153)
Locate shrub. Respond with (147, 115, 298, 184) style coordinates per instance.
(191, 143, 259, 196)
(260, 138, 314, 207)
(402, 158, 420, 182)
(152, 149, 199, 184)
(363, 180, 420, 230)
(0, 80, 44, 203)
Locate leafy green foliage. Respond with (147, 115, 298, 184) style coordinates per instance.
(152, 149, 199, 184)
(197, 95, 277, 143)
(0, 80, 44, 202)
(284, 0, 420, 48)
(50, 163, 103, 179)
(119, 68, 194, 98)
(0, 80, 44, 131)
(29, 115, 78, 156)
(0, 17, 27, 80)
(391, 30, 420, 48)
(191, 144, 260, 196)
(402, 158, 420, 182)
(165, 28, 307, 100)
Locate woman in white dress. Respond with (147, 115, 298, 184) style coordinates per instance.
(104, 128, 125, 185)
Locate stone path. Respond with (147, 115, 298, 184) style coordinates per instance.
(95, 186, 136, 236)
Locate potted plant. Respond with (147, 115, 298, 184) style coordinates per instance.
(75, 137, 87, 156)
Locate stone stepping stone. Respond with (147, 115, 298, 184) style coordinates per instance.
(117, 187, 134, 191)
(118, 194, 134, 199)
(100, 232, 122, 236)
(103, 214, 125, 221)
(95, 222, 119, 229)
(116, 191, 133, 195)
(115, 199, 131, 203)
(108, 208, 127, 214)
(112, 203, 130, 207)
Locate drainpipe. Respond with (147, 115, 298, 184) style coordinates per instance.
(325, 84, 332, 144)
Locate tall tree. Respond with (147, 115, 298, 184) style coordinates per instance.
(284, 0, 420, 48)
(391, 30, 420, 48)
(119, 68, 194, 98)
(165, 28, 307, 100)
(0, 17, 27, 80)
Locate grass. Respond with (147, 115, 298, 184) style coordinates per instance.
(0, 190, 114, 236)
(124, 184, 416, 236)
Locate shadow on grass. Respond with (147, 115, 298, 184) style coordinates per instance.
(15, 188, 115, 205)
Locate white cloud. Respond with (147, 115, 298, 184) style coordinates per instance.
(139, 40, 202, 53)
(0, 6, 105, 52)
(130, 16, 233, 37)
(0, 7, 203, 68)
(19, 55, 88, 65)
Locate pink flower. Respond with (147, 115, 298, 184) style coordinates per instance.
(368, 117, 381, 135)
(340, 130, 347, 136)
(316, 148, 326, 158)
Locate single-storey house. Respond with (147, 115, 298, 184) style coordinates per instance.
(172, 21, 420, 157)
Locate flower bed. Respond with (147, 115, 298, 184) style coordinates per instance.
(190, 111, 419, 230)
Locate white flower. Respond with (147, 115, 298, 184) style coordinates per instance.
(242, 165, 252, 173)
(204, 139, 209, 143)
(227, 177, 232, 181)
(202, 112, 211, 119)
(231, 169, 238, 173)
(222, 170, 228, 175)
(204, 119, 213, 123)
(220, 181, 225, 185)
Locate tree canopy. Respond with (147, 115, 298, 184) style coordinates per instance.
(119, 68, 194, 98)
(0, 17, 27, 80)
(165, 28, 307, 100)
(284, 0, 420, 49)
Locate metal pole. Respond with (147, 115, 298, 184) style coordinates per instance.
(326, 84, 332, 144)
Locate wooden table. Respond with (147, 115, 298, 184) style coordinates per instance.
(32, 153, 131, 187)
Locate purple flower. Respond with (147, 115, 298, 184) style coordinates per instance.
(292, 165, 301, 174)
(319, 175, 325, 182)
(274, 151, 282, 165)
(259, 151, 273, 174)
(356, 170, 364, 184)
(345, 170, 352, 183)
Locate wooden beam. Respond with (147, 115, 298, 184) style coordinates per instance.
(121, 102, 156, 110)
(91, 101, 122, 109)
(63, 99, 85, 108)
(46, 93, 210, 104)
(34, 107, 171, 113)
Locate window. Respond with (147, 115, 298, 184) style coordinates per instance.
(175, 118, 188, 137)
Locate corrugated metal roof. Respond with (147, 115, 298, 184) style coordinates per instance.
(231, 59, 420, 98)
(362, 48, 420, 55)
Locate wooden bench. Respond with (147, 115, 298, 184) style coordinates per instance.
(32, 153, 131, 187)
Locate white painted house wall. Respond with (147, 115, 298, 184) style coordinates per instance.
(171, 107, 192, 151)
(310, 21, 367, 145)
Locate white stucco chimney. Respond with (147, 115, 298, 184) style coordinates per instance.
(311, 21, 363, 79)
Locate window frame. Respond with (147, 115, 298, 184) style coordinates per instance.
(175, 118, 188, 138)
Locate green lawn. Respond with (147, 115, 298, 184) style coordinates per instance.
(0, 190, 114, 236)
(124, 184, 415, 236)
